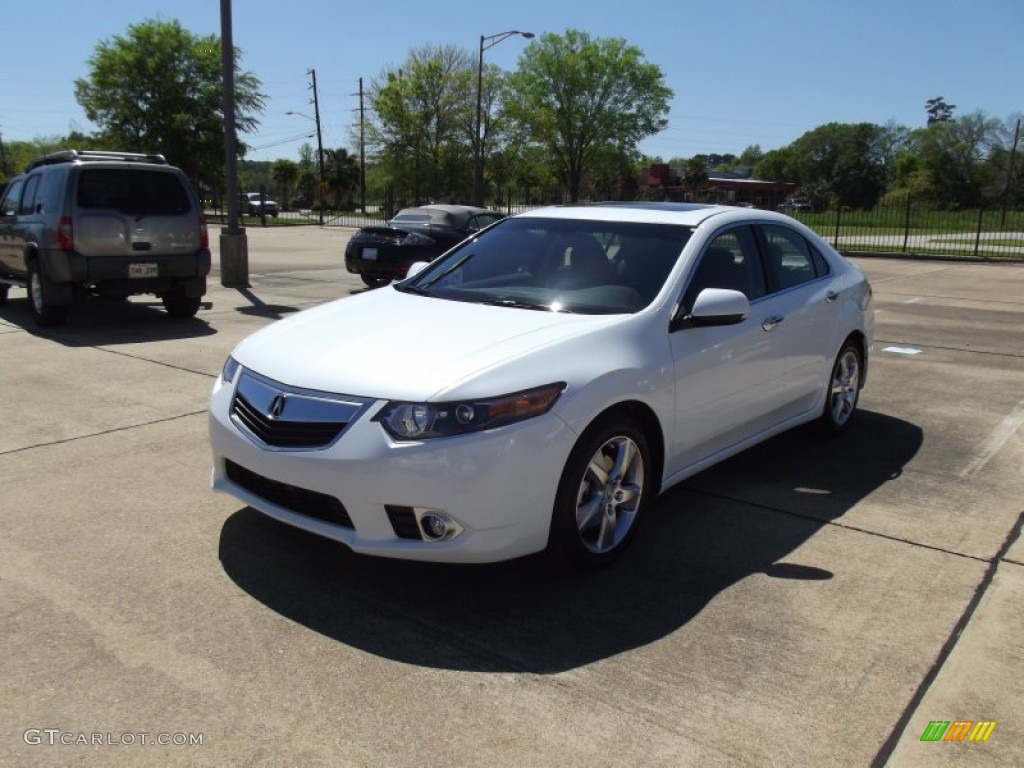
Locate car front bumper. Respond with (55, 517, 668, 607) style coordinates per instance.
(208, 371, 577, 563)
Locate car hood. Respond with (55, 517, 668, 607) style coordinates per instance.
(231, 288, 624, 401)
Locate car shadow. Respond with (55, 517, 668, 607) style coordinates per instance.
(0, 292, 216, 345)
(217, 410, 922, 674)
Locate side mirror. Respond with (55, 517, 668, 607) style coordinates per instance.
(405, 261, 430, 278)
(672, 288, 750, 331)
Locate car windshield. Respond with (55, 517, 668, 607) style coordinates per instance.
(396, 216, 691, 314)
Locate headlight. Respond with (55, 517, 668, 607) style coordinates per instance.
(375, 383, 565, 440)
(221, 355, 241, 385)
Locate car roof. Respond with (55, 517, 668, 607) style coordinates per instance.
(515, 202, 730, 227)
(391, 205, 500, 228)
(514, 202, 815, 232)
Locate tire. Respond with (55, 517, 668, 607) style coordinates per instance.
(161, 287, 201, 318)
(361, 273, 391, 288)
(27, 263, 70, 327)
(550, 415, 651, 570)
(820, 341, 863, 434)
(0, 283, 8, 305)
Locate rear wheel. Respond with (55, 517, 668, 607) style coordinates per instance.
(27, 263, 70, 327)
(550, 416, 651, 570)
(821, 341, 862, 434)
(0, 283, 8, 304)
(361, 273, 391, 288)
(161, 286, 201, 318)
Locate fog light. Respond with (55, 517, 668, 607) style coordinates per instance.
(415, 509, 464, 542)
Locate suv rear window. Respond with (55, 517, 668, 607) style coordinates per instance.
(77, 169, 191, 215)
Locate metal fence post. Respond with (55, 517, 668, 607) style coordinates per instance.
(974, 205, 984, 259)
(833, 206, 842, 248)
(902, 194, 912, 253)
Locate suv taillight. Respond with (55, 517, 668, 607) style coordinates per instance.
(199, 215, 209, 249)
(56, 216, 73, 250)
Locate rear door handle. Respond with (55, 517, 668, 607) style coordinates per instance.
(762, 316, 784, 332)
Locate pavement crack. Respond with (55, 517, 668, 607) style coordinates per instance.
(870, 510, 1024, 767)
(0, 411, 208, 456)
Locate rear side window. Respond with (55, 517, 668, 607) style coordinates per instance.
(760, 225, 822, 290)
(18, 175, 41, 215)
(77, 169, 191, 215)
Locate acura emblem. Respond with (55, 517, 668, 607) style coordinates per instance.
(268, 394, 286, 419)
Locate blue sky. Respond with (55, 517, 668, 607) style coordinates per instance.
(2, 0, 1021, 164)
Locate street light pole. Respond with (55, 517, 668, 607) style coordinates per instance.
(286, 102, 325, 226)
(474, 30, 533, 207)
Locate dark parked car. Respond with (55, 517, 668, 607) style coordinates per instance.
(345, 204, 503, 287)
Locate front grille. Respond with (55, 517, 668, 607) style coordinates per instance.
(233, 393, 345, 448)
(385, 505, 422, 540)
(225, 459, 354, 529)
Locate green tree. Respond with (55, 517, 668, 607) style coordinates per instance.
(73, 18, 265, 190)
(324, 148, 361, 209)
(271, 159, 298, 209)
(507, 29, 672, 202)
(369, 45, 475, 202)
(926, 96, 956, 125)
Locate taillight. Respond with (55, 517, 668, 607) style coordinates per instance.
(56, 216, 73, 250)
(199, 215, 209, 249)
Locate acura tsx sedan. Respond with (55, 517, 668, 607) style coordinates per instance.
(209, 203, 873, 569)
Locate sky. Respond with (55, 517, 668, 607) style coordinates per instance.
(2, 0, 1022, 165)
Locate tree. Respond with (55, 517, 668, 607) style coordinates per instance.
(369, 45, 476, 202)
(271, 159, 298, 209)
(73, 18, 265, 190)
(926, 96, 956, 125)
(508, 30, 672, 202)
(323, 148, 360, 209)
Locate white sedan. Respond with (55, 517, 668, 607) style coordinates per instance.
(209, 203, 873, 569)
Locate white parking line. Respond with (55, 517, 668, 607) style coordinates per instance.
(959, 399, 1024, 478)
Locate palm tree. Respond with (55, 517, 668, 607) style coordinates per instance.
(271, 159, 299, 209)
(324, 148, 361, 210)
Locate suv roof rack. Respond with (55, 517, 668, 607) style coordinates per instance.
(26, 150, 168, 171)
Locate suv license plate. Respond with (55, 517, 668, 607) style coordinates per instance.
(129, 263, 158, 279)
(362, 248, 377, 261)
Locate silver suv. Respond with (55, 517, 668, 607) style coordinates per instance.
(0, 150, 210, 327)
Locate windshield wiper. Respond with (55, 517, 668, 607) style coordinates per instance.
(478, 297, 562, 312)
(394, 283, 432, 296)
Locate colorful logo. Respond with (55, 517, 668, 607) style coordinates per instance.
(920, 720, 996, 742)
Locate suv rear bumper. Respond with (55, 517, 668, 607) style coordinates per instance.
(42, 248, 212, 285)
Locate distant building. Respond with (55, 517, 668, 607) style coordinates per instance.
(640, 164, 796, 209)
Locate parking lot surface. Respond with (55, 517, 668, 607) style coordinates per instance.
(2, 226, 1021, 767)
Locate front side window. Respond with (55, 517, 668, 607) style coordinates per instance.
(399, 217, 691, 315)
(682, 226, 766, 309)
(18, 175, 41, 215)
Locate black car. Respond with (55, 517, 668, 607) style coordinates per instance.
(345, 204, 503, 287)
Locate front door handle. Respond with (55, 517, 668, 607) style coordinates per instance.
(826, 290, 839, 303)
(762, 316, 784, 332)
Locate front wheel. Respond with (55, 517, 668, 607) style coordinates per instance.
(27, 263, 70, 327)
(821, 341, 863, 434)
(0, 283, 8, 305)
(550, 416, 651, 570)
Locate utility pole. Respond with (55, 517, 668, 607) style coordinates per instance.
(309, 69, 326, 226)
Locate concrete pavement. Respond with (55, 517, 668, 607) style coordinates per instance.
(1, 226, 1021, 766)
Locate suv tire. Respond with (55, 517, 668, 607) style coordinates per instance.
(161, 286, 202, 318)
(27, 263, 70, 327)
(0, 284, 9, 305)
